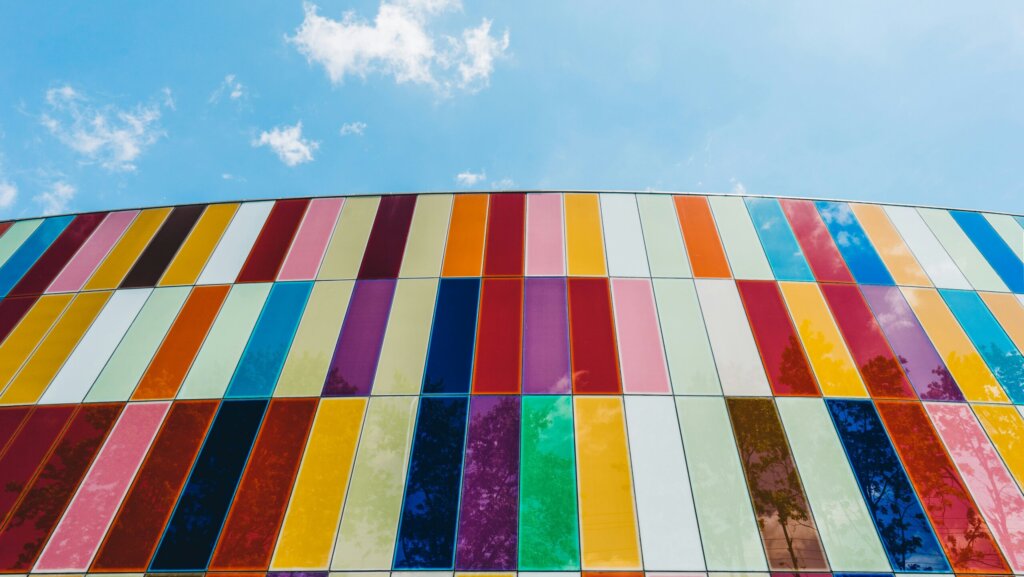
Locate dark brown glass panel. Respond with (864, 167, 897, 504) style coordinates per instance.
(0, 406, 29, 454)
(209, 398, 317, 570)
(568, 278, 621, 394)
(0, 405, 75, 524)
(0, 403, 121, 571)
(91, 400, 218, 572)
(737, 280, 820, 396)
(726, 397, 828, 570)
(358, 194, 417, 279)
(121, 204, 204, 288)
(9, 212, 106, 296)
(0, 295, 39, 346)
(0, 222, 12, 239)
(483, 193, 526, 276)
(237, 199, 310, 283)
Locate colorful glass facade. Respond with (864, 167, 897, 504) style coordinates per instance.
(0, 191, 1022, 576)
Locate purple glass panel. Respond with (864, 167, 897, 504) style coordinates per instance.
(267, 573, 328, 577)
(322, 279, 396, 396)
(861, 285, 965, 401)
(455, 395, 521, 570)
(522, 278, 571, 394)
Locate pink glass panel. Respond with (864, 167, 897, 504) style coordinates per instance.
(611, 278, 670, 394)
(277, 197, 345, 281)
(47, 211, 137, 293)
(525, 193, 565, 276)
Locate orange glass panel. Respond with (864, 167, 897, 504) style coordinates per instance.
(84, 208, 171, 290)
(980, 292, 1024, 353)
(441, 194, 488, 277)
(674, 196, 731, 278)
(973, 404, 1024, 492)
(849, 203, 931, 286)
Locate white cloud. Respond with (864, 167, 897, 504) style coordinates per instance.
(289, 1, 509, 95)
(455, 170, 485, 187)
(34, 181, 76, 215)
(210, 74, 247, 103)
(0, 181, 16, 210)
(41, 85, 170, 172)
(340, 121, 367, 136)
(252, 122, 319, 166)
(731, 179, 747, 194)
(491, 177, 514, 189)
(222, 172, 247, 182)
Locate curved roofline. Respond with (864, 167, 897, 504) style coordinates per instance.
(4, 188, 1022, 222)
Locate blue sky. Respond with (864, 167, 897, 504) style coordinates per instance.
(1, 1, 1022, 218)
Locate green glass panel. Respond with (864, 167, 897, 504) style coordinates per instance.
(0, 219, 43, 268)
(653, 278, 721, 395)
(637, 195, 690, 277)
(709, 196, 773, 280)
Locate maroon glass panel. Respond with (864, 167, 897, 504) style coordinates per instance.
(121, 204, 204, 288)
(0, 407, 29, 454)
(236, 198, 310, 283)
(357, 194, 417, 279)
(91, 400, 218, 572)
(472, 278, 523, 394)
(0, 295, 39, 346)
(779, 199, 854, 283)
(877, 401, 1011, 573)
(0, 403, 122, 571)
(821, 283, 916, 399)
(0, 405, 75, 524)
(9, 212, 106, 296)
(568, 278, 621, 394)
(0, 222, 12, 239)
(737, 280, 820, 396)
(483, 193, 526, 276)
(209, 398, 317, 570)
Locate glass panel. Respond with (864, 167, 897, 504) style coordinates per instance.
(883, 205, 970, 289)
(236, 199, 310, 283)
(675, 196, 731, 278)
(611, 278, 670, 394)
(48, 210, 136, 293)
(951, 210, 1024, 293)
(709, 196, 773, 280)
(372, 278, 437, 395)
(472, 278, 523, 393)
(522, 278, 571, 394)
(400, 194, 452, 278)
(779, 199, 852, 283)
(275, 280, 353, 397)
(637, 194, 690, 277)
(918, 207, 1007, 292)
(973, 404, 1024, 493)
(849, 203, 931, 286)
(277, 198, 344, 281)
(0, 405, 75, 526)
(441, 194, 488, 277)
(0, 294, 71, 391)
(984, 212, 1024, 261)
(322, 279, 395, 397)
(0, 215, 73, 297)
(483, 193, 526, 276)
(567, 278, 621, 394)
(358, 194, 417, 279)
(815, 201, 894, 285)
(11, 212, 106, 297)
(316, 197, 379, 280)
(564, 193, 606, 276)
(120, 204, 203, 288)
(737, 280, 820, 396)
(695, 278, 771, 396)
(85, 208, 170, 290)
(422, 278, 480, 394)
(159, 203, 239, 286)
(525, 193, 565, 276)
(745, 198, 813, 282)
(652, 278, 720, 395)
(0, 219, 43, 268)
(601, 194, 649, 277)
(197, 201, 274, 285)
(979, 291, 1024, 353)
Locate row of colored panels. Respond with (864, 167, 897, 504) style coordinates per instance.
(0, 397, 1022, 574)
(0, 573, 989, 577)
(0, 194, 1020, 308)
(0, 277, 1021, 406)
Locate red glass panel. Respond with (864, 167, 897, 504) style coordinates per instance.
(821, 283, 916, 399)
(237, 198, 310, 283)
(120, 204, 204, 288)
(91, 400, 218, 572)
(357, 194, 417, 279)
(0, 407, 29, 454)
(877, 401, 1011, 573)
(483, 193, 526, 276)
(568, 278, 621, 394)
(472, 278, 524, 394)
(9, 212, 107, 296)
(0, 403, 121, 571)
(0, 405, 75, 524)
(0, 222, 12, 239)
(737, 280, 820, 396)
(0, 295, 39, 346)
(780, 199, 853, 282)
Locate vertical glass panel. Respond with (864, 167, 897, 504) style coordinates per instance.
(525, 193, 565, 276)
(675, 196, 731, 278)
(624, 396, 703, 570)
(676, 397, 767, 571)
(372, 278, 437, 395)
(737, 280, 820, 397)
(275, 280, 353, 397)
(455, 396, 520, 570)
(883, 205, 970, 289)
(272, 398, 366, 570)
(159, 203, 239, 286)
(637, 194, 690, 277)
(709, 196, 773, 280)
(0, 219, 43, 269)
(277, 197, 344, 281)
(483, 193, 525, 276)
(322, 279, 395, 397)
(315, 196, 379, 280)
(400, 194, 452, 278)
(600, 193, 649, 277)
(745, 198, 813, 282)
(330, 396, 414, 570)
(120, 204, 203, 288)
(652, 278, 721, 395)
(849, 203, 931, 286)
(815, 201, 894, 285)
(358, 195, 417, 279)
(973, 404, 1024, 492)
(522, 278, 571, 394)
(825, 399, 949, 572)
(860, 285, 963, 401)
(441, 194, 488, 277)
(951, 210, 1024, 293)
(518, 395, 580, 570)
(726, 398, 828, 570)
(237, 199, 310, 283)
(779, 199, 853, 283)
(10, 212, 105, 297)
(695, 278, 771, 396)
(394, 396, 469, 570)
(423, 278, 480, 394)
(0, 215, 73, 297)
(918, 208, 1008, 292)
(0, 405, 75, 525)
(0, 294, 71, 391)
(564, 193, 606, 276)
(611, 278, 670, 394)
(472, 278, 523, 394)
(197, 201, 274, 285)
(573, 396, 641, 570)
(568, 278, 621, 394)
(85, 208, 170, 290)
(984, 212, 1024, 261)
(776, 398, 890, 572)
(980, 292, 1024, 355)
(48, 210, 136, 293)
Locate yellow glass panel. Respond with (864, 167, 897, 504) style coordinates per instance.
(973, 404, 1024, 491)
(979, 292, 1024, 353)
(564, 193, 606, 276)
(84, 208, 170, 290)
(900, 287, 1008, 403)
(0, 291, 111, 405)
(849, 203, 931, 286)
(0, 295, 73, 390)
(779, 282, 868, 397)
(160, 203, 239, 286)
(574, 396, 641, 569)
(272, 397, 367, 569)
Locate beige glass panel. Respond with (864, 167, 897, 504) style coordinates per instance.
(637, 195, 691, 277)
(399, 194, 452, 278)
(372, 278, 438, 395)
(318, 196, 380, 280)
(709, 196, 773, 280)
(275, 281, 354, 397)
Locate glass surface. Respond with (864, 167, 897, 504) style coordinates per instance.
(564, 193, 606, 276)
(983, 212, 1024, 261)
(198, 201, 274, 285)
(972, 404, 1024, 493)
(277, 198, 344, 281)
(441, 194, 488, 277)
(358, 194, 417, 279)
(86, 208, 171, 290)
(400, 194, 452, 278)
(525, 193, 566, 276)
(0, 294, 41, 345)
(49, 210, 136, 293)
(709, 196, 773, 280)
(918, 207, 1008, 292)
(745, 198, 814, 282)
(611, 278, 670, 394)
(600, 193, 650, 277)
(849, 203, 931, 287)
(0, 219, 43, 268)
(522, 278, 571, 394)
(10, 211, 105, 296)
(883, 205, 970, 289)
(322, 279, 394, 397)
(372, 278, 438, 395)
(675, 196, 731, 278)
(275, 280, 353, 397)
(120, 204, 203, 288)
(653, 279, 721, 394)
(737, 280, 820, 396)
(815, 201, 894, 285)
(472, 278, 523, 393)
(160, 203, 239, 286)
(980, 292, 1024, 353)
(483, 193, 526, 276)
(0, 294, 71, 389)
(237, 199, 310, 283)
(315, 197, 378, 280)
(567, 278, 621, 394)
(0, 405, 76, 524)
(695, 278, 771, 396)
(637, 194, 690, 277)
(0, 215, 73, 297)
(779, 199, 853, 283)
(422, 278, 480, 394)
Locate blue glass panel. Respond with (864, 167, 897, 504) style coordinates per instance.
(950, 210, 1024, 293)
(150, 399, 268, 571)
(226, 281, 313, 398)
(939, 289, 1024, 403)
(422, 278, 480, 394)
(744, 197, 814, 281)
(0, 216, 72, 297)
(816, 201, 894, 285)
(394, 396, 470, 569)
(826, 399, 950, 572)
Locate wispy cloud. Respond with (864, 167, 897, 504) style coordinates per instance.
(222, 172, 247, 182)
(340, 121, 367, 136)
(0, 181, 16, 211)
(210, 74, 247, 103)
(252, 121, 319, 166)
(34, 181, 76, 215)
(455, 169, 485, 187)
(491, 177, 514, 189)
